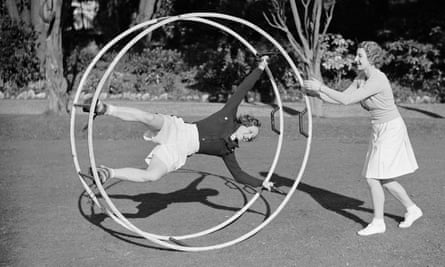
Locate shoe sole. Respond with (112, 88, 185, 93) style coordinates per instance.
(399, 214, 423, 228)
(357, 229, 386, 236)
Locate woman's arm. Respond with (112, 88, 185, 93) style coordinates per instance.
(222, 153, 263, 187)
(221, 68, 263, 112)
(318, 79, 360, 104)
(305, 76, 381, 105)
(319, 92, 342, 104)
(319, 78, 381, 105)
(304, 79, 359, 104)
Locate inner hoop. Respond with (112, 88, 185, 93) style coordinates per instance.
(70, 12, 312, 251)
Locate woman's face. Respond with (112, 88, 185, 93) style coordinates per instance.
(355, 48, 371, 71)
(235, 125, 259, 142)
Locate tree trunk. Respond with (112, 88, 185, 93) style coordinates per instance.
(137, 0, 157, 22)
(43, 0, 68, 114)
(307, 61, 324, 117)
(265, 0, 335, 117)
(5, 0, 20, 22)
(137, 0, 158, 43)
(31, 0, 46, 73)
(20, 4, 31, 25)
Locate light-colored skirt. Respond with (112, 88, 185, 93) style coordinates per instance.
(143, 115, 199, 172)
(362, 117, 418, 179)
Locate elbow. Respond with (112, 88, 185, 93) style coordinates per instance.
(339, 98, 355, 105)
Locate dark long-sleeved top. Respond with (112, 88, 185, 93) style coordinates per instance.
(193, 68, 263, 187)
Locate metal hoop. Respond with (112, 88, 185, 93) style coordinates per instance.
(70, 12, 312, 251)
(88, 15, 284, 249)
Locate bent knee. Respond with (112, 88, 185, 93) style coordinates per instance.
(139, 171, 163, 182)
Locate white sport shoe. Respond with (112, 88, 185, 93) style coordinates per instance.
(357, 219, 386, 236)
(89, 165, 111, 184)
(399, 205, 423, 228)
(262, 181, 273, 191)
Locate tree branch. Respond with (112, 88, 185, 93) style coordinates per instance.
(302, 0, 311, 44)
(321, 1, 335, 36)
(287, 33, 310, 65)
(315, 1, 336, 60)
(264, 2, 310, 64)
(290, 0, 310, 61)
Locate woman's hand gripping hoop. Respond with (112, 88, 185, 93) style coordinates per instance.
(74, 96, 108, 119)
(74, 96, 109, 131)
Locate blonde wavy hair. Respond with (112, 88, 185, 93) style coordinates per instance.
(358, 41, 385, 68)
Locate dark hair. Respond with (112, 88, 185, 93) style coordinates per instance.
(237, 114, 261, 127)
(358, 41, 385, 68)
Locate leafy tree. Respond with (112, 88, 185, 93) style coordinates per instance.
(5, 0, 49, 79)
(0, 11, 41, 95)
(320, 34, 355, 88)
(382, 39, 442, 101)
(4, 0, 69, 113)
(265, 0, 336, 116)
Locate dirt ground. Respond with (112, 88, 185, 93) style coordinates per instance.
(0, 102, 444, 266)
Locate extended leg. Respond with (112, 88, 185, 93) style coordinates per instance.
(106, 105, 165, 132)
(107, 155, 169, 183)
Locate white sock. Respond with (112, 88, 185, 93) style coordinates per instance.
(407, 205, 418, 212)
(371, 218, 385, 225)
(108, 167, 115, 179)
(105, 104, 114, 116)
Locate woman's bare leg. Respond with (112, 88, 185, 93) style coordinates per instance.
(106, 105, 164, 132)
(91, 105, 169, 183)
(381, 179, 415, 208)
(110, 155, 169, 183)
(366, 178, 385, 219)
(357, 178, 386, 236)
(382, 179, 422, 228)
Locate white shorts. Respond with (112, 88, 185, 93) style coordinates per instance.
(362, 117, 418, 179)
(143, 115, 199, 172)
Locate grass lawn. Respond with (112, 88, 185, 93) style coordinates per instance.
(0, 102, 444, 266)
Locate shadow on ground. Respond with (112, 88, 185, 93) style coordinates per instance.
(78, 169, 272, 249)
(397, 104, 445, 119)
(260, 171, 403, 226)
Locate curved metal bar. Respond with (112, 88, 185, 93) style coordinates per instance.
(71, 12, 312, 251)
(86, 14, 284, 248)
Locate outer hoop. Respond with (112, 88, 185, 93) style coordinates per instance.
(88, 15, 285, 248)
(70, 12, 312, 251)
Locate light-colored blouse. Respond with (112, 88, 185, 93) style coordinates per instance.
(320, 68, 400, 124)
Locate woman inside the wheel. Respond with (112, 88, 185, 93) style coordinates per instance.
(83, 56, 274, 191)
